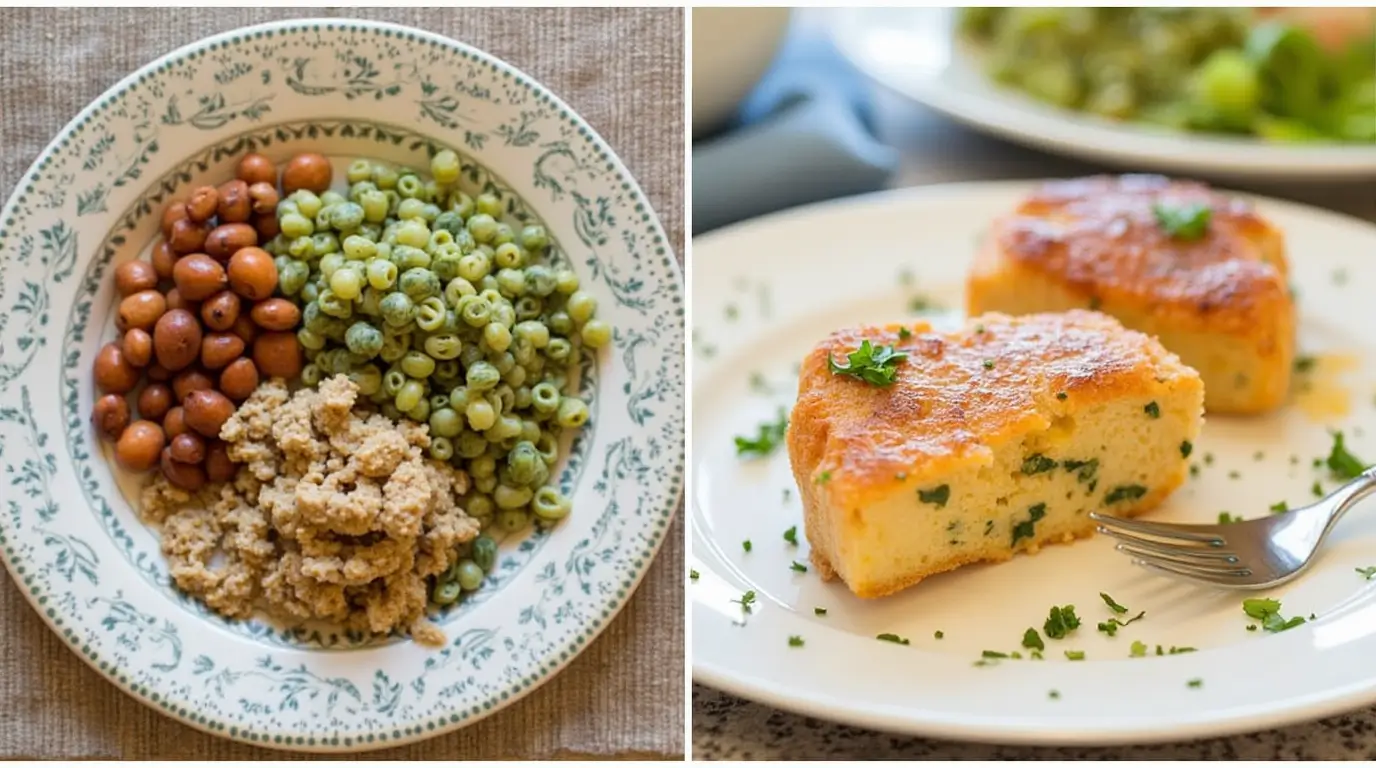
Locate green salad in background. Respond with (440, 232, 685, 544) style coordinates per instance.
(959, 7, 1375, 143)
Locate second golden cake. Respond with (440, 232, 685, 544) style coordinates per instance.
(966, 175, 1294, 414)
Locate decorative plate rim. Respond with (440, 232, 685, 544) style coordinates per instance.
(0, 17, 684, 752)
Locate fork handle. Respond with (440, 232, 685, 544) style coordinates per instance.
(1324, 466, 1376, 533)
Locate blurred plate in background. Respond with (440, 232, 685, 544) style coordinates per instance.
(830, 7, 1376, 182)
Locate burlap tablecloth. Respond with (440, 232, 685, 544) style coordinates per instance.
(0, 7, 684, 760)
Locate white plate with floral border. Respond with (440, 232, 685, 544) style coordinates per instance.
(0, 19, 682, 752)
(690, 181, 1376, 745)
(829, 7, 1376, 182)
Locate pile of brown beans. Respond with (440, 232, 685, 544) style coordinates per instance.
(92, 152, 306, 491)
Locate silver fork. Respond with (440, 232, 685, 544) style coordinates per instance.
(1090, 466, 1376, 589)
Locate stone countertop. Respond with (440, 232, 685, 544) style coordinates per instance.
(691, 12, 1376, 760)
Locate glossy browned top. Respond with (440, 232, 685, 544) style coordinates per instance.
(992, 175, 1288, 322)
(787, 310, 1200, 508)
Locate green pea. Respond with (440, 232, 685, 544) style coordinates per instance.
(371, 163, 398, 190)
(507, 441, 542, 486)
(382, 369, 406, 397)
(469, 455, 497, 479)
(280, 211, 314, 239)
(567, 291, 597, 324)
(277, 198, 301, 218)
(532, 486, 572, 521)
(465, 360, 500, 392)
(531, 382, 561, 414)
(396, 219, 430, 249)
(554, 270, 579, 294)
(397, 174, 424, 200)
(535, 432, 559, 465)
(346, 158, 373, 184)
(359, 189, 389, 223)
(395, 379, 426, 413)
(514, 386, 535, 411)
(415, 296, 447, 332)
(296, 327, 326, 351)
(493, 243, 523, 269)
(458, 295, 492, 327)
(492, 222, 515, 246)
(279, 260, 310, 296)
(424, 333, 463, 360)
(342, 234, 376, 261)
(400, 268, 441, 300)
(472, 534, 497, 572)
(400, 351, 437, 379)
(380, 292, 416, 327)
(514, 296, 543, 322)
(301, 363, 322, 387)
(380, 403, 403, 421)
(546, 337, 573, 363)
(445, 277, 477, 306)
(426, 407, 461, 438)
(514, 320, 551, 349)
(466, 213, 499, 244)
(330, 202, 366, 231)
(523, 264, 557, 297)
(433, 577, 462, 606)
(434, 360, 461, 386)
(479, 274, 500, 293)
(321, 190, 346, 208)
(488, 414, 523, 443)
(379, 332, 409, 364)
(457, 252, 491, 283)
(299, 282, 320, 305)
(490, 351, 517, 376)
(317, 289, 353, 319)
(449, 191, 475, 219)
(547, 310, 573, 336)
(432, 254, 460, 284)
(497, 509, 528, 533)
(456, 430, 489, 459)
(557, 397, 589, 428)
(512, 337, 538, 367)
(580, 319, 612, 349)
(329, 267, 364, 301)
(319, 252, 345, 279)
(434, 210, 464, 236)
(473, 193, 500, 218)
(312, 232, 340, 256)
(494, 483, 533, 510)
(397, 197, 428, 222)
(448, 385, 471, 412)
(519, 418, 541, 443)
(466, 399, 497, 431)
(406, 398, 430, 423)
(392, 245, 432, 270)
(366, 259, 398, 290)
(482, 322, 513, 353)
(495, 268, 526, 297)
(291, 190, 322, 218)
(503, 365, 527, 388)
(521, 224, 549, 253)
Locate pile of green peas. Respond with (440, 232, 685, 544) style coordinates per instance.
(262, 148, 612, 605)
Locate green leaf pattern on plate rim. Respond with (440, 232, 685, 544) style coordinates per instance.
(0, 19, 682, 751)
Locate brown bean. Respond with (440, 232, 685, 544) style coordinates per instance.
(122, 328, 154, 368)
(247, 181, 280, 215)
(227, 247, 278, 301)
(151, 241, 177, 281)
(219, 357, 260, 401)
(201, 332, 245, 370)
(216, 179, 252, 223)
(94, 342, 140, 394)
(248, 298, 301, 331)
(282, 153, 332, 194)
(169, 218, 210, 255)
(183, 389, 235, 438)
(92, 394, 131, 442)
(115, 420, 165, 473)
(114, 260, 159, 297)
(172, 253, 228, 301)
(160, 448, 207, 491)
(153, 309, 203, 371)
(252, 211, 280, 241)
(161, 201, 189, 239)
(204, 440, 237, 482)
(200, 290, 241, 331)
(116, 289, 167, 332)
(164, 287, 198, 315)
(204, 223, 258, 261)
(163, 406, 188, 439)
(230, 314, 259, 346)
(171, 368, 214, 402)
(253, 332, 303, 379)
(146, 363, 171, 382)
(186, 185, 220, 223)
(169, 432, 206, 464)
(236, 153, 277, 186)
(137, 383, 174, 421)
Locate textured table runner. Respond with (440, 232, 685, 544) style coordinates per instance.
(0, 6, 684, 760)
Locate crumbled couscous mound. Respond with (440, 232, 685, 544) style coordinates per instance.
(140, 375, 477, 645)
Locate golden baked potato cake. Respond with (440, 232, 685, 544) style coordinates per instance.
(787, 311, 1204, 599)
(966, 175, 1293, 414)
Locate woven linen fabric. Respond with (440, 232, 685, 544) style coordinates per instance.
(0, 6, 684, 760)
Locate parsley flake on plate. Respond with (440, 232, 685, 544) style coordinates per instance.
(1049, 689, 1061, 700)
(814, 607, 828, 616)
(1100, 593, 1129, 614)
(1187, 678, 1203, 689)
(934, 630, 944, 639)
(877, 633, 910, 645)
(1152, 201, 1212, 240)
(788, 635, 804, 648)
(1022, 628, 1045, 651)
(689, 569, 699, 581)
(1243, 597, 1306, 632)
(1357, 566, 1376, 580)
(1064, 650, 1086, 661)
(1327, 430, 1368, 480)
(783, 525, 798, 545)
(828, 340, 908, 386)
(789, 561, 808, 573)
(1043, 605, 1081, 639)
(742, 539, 752, 553)
(732, 590, 757, 613)
(1269, 501, 1289, 514)
(734, 409, 788, 457)
(1129, 640, 1148, 658)
(1218, 511, 1243, 524)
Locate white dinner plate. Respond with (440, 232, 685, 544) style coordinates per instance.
(829, 7, 1376, 182)
(690, 181, 1376, 746)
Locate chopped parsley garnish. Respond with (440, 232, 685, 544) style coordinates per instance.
(918, 484, 950, 508)
(1269, 501, 1289, 514)
(742, 540, 752, 553)
(934, 630, 944, 639)
(725, 303, 739, 321)
(877, 633, 910, 645)
(783, 526, 798, 545)
(1144, 401, 1160, 418)
(732, 590, 757, 612)
(788, 635, 804, 648)
(1254, 451, 1265, 461)
(828, 340, 908, 386)
(1129, 640, 1148, 657)
(1326, 430, 1367, 480)
(1312, 481, 1324, 497)
(814, 607, 828, 616)
(1021, 454, 1057, 475)
(1064, 650, 1086, 661)
(1190, 464, 1200, 477)
(789, 561, 808, 573)
(1022, 628, 1045, 651)
(1204, 453, 1215, 465)
(981, 650, 1009, 659)
(1294, 355, 1317, 373)
(1030, 650, 1044, 660)
(1049, 690, 1060, 700)
(1357, 566, 1376, 580)
(816, 471, 831, 485)
(982, 359, 995, 370)
(1152, 201, 1212, 240)
(734, 410, 788, 457)
(1187, 678, 1203, 689)
(1056, 391, 1068, 401)
(1043, 604, 1081, 639)
(1246, 624, 1257, 631)
(898, 326, 912, 340)
(782, 488, 792, 503)
(689, 569, 699, 581)
(1218, 512, 1243, 524)
(1180, 441, 1193, 458)
(1228, 470, 1241, 480)
(1104, 484, 1147, 505)
(1168, 646, 1197, 654)
(1012, 502, 1047, 545)
(1100, 593, 1129, 614)
(747, 371, 771, 393)
(1243, 597, 1307, 632)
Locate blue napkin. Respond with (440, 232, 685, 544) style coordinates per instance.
(691, 23, 899, 235)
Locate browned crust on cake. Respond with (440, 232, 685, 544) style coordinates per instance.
(786, 310, 1199, 511)
(969, 175, 1290, 335)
